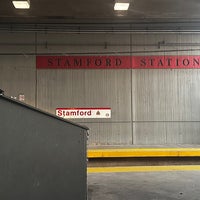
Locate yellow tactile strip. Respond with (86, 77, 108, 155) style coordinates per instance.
(87, 165, 200, 173)
(87, 148, 200, 158)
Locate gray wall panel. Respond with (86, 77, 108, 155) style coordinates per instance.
(83, 70, 131, 122)
(165, 122, 200, 144)
(37, 69, 131, 122)
(133, 122, 167, 145)
(79, 122, 132, 145)
(132, 33, 179, 56)
(133, 122, 200, 145)
(131, 33, 200, 56)
(132, 69, 200, 121)
(0, 56, 36, 106)
(0, 32, 35, 54)
(37, 70, 85, 111)
(37, 33, 131, 54)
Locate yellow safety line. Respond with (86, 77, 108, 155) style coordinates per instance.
(87, 165, 200, 173)
(87, 148, 200, 158)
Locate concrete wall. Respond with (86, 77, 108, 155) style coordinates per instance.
(1, 31, 200, 145)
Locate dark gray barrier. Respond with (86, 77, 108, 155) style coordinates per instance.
(0, 95, 88, 200)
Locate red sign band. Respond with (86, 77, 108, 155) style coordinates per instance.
(37, 55, 200, 69)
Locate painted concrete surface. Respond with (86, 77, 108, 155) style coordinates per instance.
(88, 171, 200, 200)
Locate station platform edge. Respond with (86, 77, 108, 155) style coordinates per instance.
(87, 147, 200, 158)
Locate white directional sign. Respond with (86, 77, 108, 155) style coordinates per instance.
(56, 108, 111, 119)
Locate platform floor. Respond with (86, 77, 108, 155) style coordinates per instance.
(88, 170, 200, 200)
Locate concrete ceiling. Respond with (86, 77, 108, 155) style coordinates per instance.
(1, 0, 200, 32)
(0, 0, 200, 24)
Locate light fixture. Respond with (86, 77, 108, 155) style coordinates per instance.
(12, 0, 30, 9)
(114, 0, 130, 11)
(114, 3, 129, 10)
